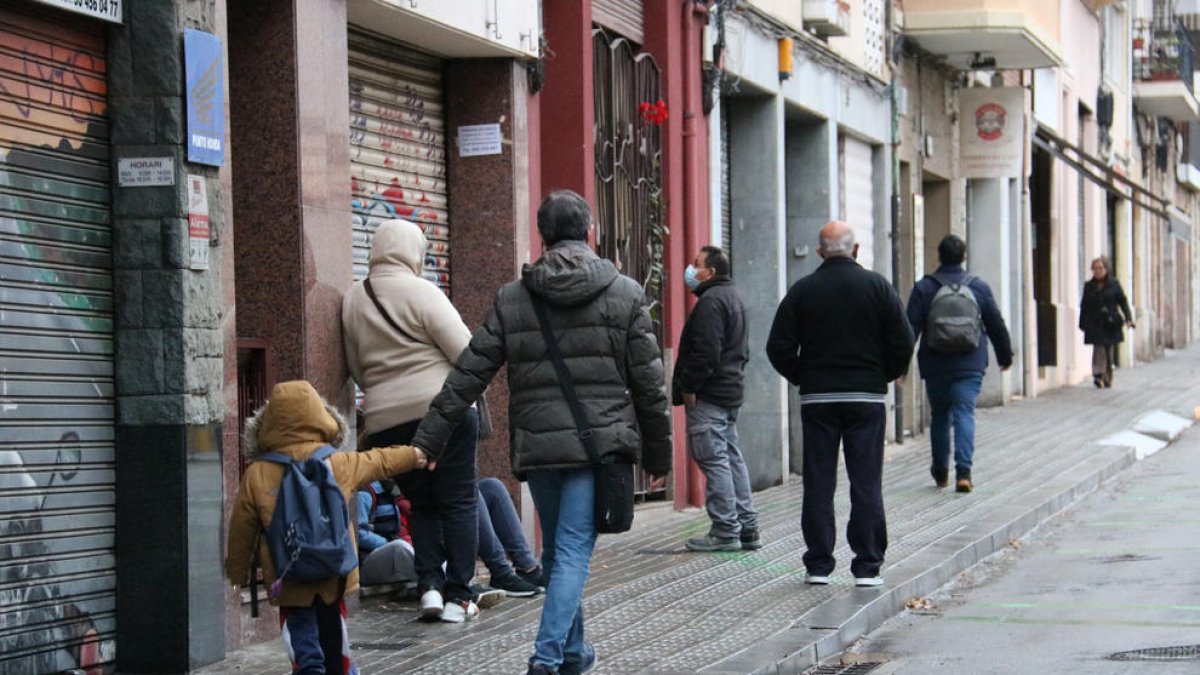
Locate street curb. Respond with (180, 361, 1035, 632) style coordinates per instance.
(727, 441, 1146, 675)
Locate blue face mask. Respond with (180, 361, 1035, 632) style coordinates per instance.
(684, 264, 700, 290)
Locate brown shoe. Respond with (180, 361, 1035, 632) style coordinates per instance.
(955, 468, 972, 493)
(931, 467, 949, 488)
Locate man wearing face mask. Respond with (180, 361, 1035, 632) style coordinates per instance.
(673, 245, 759, 552)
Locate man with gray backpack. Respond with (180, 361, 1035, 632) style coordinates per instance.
(906, 235, 1013, 493)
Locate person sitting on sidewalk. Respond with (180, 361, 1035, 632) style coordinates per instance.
(673, 245, 760, 553)
(905, 234, 1013, 493)
(767, 221, 914, 589)
(225, 380, 428, 675)
(477, 477, 544, 597)
(356, 479, 418, 588)
(357, 471, 541, 597)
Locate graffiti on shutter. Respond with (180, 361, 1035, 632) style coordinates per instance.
(348, 29, 450, 291)
(0, 6, 116, 673)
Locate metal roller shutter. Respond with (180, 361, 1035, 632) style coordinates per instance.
(720, 104, 732, 253)
(594, 0, 644, 44)
(0, 6, 115, 673)
(348, 29, 450, 291)
(840, 135, 876, 271)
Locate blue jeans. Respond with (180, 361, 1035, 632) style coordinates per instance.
(925, 372, 984, 473)
(280, 600, 358, 675)
(686, 400, 758, 538)
(477, 477, 539, 577)
(527, 468, 598, 672)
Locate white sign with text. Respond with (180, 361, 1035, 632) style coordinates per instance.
(118, 157, 175, 187)
(457, 123, 503, 157)
(186, 174, 210, 271)
(959, 87, 1026, 179)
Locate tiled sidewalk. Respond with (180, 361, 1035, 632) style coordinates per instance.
(202, 348, 1200, 675)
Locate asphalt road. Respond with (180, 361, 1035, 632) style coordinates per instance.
(831, 421, 1200, 674)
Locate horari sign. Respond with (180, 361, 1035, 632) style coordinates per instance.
(117, 157, 175, 187)
(31, 0, 122, 23)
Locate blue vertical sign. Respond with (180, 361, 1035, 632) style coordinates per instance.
(184, 29, 225, 166)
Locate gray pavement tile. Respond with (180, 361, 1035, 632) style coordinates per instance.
(201, 347, 1200, 675)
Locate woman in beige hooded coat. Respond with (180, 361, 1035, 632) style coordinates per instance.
(341, 219, 480, 622)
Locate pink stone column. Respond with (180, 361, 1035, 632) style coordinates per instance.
(445, 59, 536, 500)
(228, 0, 353, 417)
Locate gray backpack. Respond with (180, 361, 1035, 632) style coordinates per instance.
(925, 274, 982, 354)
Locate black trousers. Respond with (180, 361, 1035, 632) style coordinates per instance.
(368, 408, 479, 604)
(799, 402, 887, 578)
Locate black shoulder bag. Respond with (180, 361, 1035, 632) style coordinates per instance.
(530, 296, 635, 534)
(363, 278, 492, 440)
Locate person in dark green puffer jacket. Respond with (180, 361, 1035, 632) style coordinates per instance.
(412, 189, 671, 675)
(412, 195, 672, 478)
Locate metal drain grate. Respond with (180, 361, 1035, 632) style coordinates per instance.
(349, 641, 415, 652)
(1108, 645, 1200, 661)
(804, 663, 884, 675)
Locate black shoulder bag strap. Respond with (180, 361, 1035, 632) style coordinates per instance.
(364, 278, 425, 345)
(530, 296, 602, 466)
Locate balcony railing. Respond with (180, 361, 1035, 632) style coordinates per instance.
(1134, 20, 1195, 93)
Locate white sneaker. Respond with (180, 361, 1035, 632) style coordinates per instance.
(855, 576, 884, 587)
(804, 574, 830, 585)
(420, 589, 444, 619)
(439, 600, 479, 623)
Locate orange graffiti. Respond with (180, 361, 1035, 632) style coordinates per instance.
(0, 23, 107, 156)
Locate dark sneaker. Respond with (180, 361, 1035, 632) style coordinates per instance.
(931, 466, 949, 488)
(685, 535, 741, 552)
(561, 640, 596, 675)
(491, 571, 541, 597)
(855, 576, 884, 587)
(740, 529, 763, 551)
(527, 664, 557, 675)
(517, 566, 545, 589)
(470, 584, 505, 609)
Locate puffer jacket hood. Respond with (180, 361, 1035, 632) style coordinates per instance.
(414, 242, 673, 477)
(369, 219, 426, 277)
(242, 380, 349, 459)
(522, 240, 620, 308)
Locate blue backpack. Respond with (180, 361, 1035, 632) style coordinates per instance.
(259, 445, 357, 584)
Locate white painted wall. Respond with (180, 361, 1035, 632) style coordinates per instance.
(349, 0, 540, 57)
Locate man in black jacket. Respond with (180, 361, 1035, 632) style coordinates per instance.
(412, 190, 671, 675)
(673, 245, 760, 552)
(767, 221, 914, 588)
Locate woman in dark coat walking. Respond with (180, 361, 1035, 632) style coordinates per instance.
(1079, 256, 1134, 388)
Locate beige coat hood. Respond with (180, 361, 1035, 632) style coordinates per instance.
(343, 219, 472, 434)
(369, 219, 427, 277)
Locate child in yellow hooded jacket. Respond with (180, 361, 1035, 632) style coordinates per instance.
(225, 380, 426, 675)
